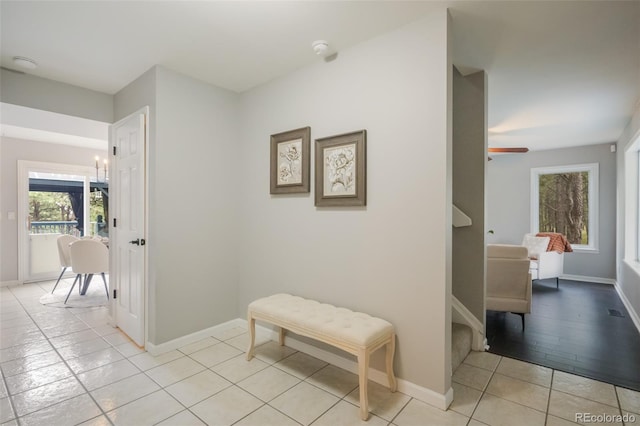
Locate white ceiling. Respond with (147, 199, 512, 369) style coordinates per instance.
(1, 1, 638, 152)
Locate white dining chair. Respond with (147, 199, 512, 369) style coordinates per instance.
(65, 239, 109, 304)
(51, 234, 79, 294)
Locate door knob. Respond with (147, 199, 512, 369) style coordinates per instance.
(129, 239, 146, 246)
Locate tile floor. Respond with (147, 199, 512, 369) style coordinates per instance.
(1, 280, 639, 426)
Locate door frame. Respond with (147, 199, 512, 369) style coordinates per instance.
(17, 160, 93, 283)
(108, 106, 150, 348)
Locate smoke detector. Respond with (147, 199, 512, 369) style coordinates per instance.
(13, 56, 37, 70)
(312, 40, 329, 56)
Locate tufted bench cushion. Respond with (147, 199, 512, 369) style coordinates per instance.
(246, 293, 396, 421)
(248, 294, 394, 347)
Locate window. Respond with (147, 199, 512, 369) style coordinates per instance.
(531, 163, 598, 252)
(624, 136, 640, 264)
(28, 171, 109, 238)
(637, 150, 640, 261)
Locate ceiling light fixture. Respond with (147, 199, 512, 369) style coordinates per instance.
(312, 40, 329, 57)
(13, 56, 37, 70)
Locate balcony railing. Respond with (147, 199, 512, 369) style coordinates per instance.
(30, 221, 108, 237)
(30, 221, 81, 236)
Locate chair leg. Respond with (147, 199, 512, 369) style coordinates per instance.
(515, 312, 525, 331)
(51, 267, 67, 293)
(64, 274, 81, 304)
(101, 273, 109, 299)
(81, 274, 94, 295)
(556, 277, 559, 289)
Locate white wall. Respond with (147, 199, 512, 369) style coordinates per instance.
(0, 137, 107, 283)
(114, 66, 241, 344)
(616, 102, 640, 325)
(0, 69, 113, 123)
(153, 67, 241, 343)
(487, 144, 617, 280)
(238, 11, 452, 395)
(0, 71, 112, 285)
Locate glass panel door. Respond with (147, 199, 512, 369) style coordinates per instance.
(18, 161, 108, 283)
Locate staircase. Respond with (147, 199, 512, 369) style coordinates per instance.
(452, 322, 473, 371)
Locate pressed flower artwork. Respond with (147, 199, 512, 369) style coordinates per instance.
(323, 143, 356, 196)
(315, 130, 366, 207)
(270, 127, 310, 194)
(277, 139, 303, 185)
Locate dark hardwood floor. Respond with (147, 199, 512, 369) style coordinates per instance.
(486, 278, 640, 391)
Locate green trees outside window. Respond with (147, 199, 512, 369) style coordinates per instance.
(29, 189, 107, 237)
(538, 171, 589, 245)
(531, 163, 597, 250)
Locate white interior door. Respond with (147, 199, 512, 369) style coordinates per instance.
(111, 108, 147, 347)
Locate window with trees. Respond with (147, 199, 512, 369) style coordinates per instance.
(28, 172, 108, 238)
(531, 163, 598, 251)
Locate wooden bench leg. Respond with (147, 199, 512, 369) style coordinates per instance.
(357, 349, 370, 421)
(386, 333, 397, 392)
(279, 327, 285, 346)
(246, 316, 256, 361)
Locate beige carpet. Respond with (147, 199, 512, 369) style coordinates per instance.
(40, 280, 109, 308)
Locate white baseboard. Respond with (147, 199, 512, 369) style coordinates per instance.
(2, 274, 75, 288)
(559, 274, 615, 285)
(254, 322, 452, 411)
(451, 295, 485, 351)
(144, 317, 452, 411)
(1, 280, 20, 288)
(146, 318, 246, 356)
(613, 281, 640, 335)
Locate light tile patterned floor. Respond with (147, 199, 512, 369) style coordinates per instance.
(1, 280, 639, 425)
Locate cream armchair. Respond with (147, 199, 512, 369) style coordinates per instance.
(486, 244, 532, 330)
(522, 234, 564, 288)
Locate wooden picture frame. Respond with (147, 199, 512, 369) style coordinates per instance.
(270, 127, 310, 194)
(315, 130, 366, 206)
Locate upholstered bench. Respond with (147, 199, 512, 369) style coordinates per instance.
(246, 293, 397, 420)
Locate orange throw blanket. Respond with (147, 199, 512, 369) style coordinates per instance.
(536, 232, 573, 253)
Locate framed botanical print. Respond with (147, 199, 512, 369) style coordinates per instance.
(270, 127, 310, 194)
(315, 130, 366, 206)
